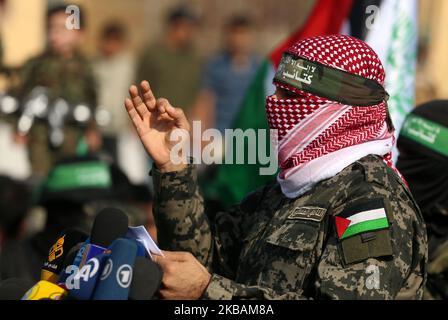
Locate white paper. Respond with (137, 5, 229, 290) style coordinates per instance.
(126, 226, 164, 259)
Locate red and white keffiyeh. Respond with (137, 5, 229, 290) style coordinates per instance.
(265, 35, 395, 198)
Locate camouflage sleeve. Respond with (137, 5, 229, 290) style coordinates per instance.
(152, 164, 212, 266)
(315, 183, 427, 300)
(203, 274, 306, 300)
(152, 164, 267, 277)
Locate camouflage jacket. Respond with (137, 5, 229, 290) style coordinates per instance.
(152, 155, 428, 300)
(15, 50, 97, 107)
(11, 50, 98, 175)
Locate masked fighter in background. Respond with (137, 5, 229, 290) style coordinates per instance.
(397, 101, 448, 300)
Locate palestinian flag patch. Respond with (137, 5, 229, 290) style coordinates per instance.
(335, 199, 389, 240)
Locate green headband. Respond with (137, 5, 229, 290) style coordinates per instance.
(45, 162, 112, 192)
(274, 53, 389, 106)
(401, 114, 448, 158)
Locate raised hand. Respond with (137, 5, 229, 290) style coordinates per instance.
(124, 81, 190, 172)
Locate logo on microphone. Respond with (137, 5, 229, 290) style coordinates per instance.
(100, 260, 113, 280)
(117, 265, 133, 288)
(48, 235, 65, 262)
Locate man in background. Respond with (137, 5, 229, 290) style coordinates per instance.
(136, 6, 201, 116)
(94, 22, 136, 162)
(13, 5, 98, 178)
(193, 15, 260, 133)
(397, 101, 448, 299)
(93, 22, 149, 185)
(193, 16, 260, 211)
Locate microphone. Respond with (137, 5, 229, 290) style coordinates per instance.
(41, 228, 88, 283)
(92, 238, 137, 300)
(57, 242, 87, 287)
(129, 238, 148, 258)
(72, 208, 129, 269)
(21, 281, 67, 300)
(128, 257, 163, 300)
(0, 278, 34, 300)
(91, 208, 129, 247)
(66, 253, 109, 300)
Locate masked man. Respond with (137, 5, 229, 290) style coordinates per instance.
(397, 101, 448, 300)
(125, 35, 427, 300)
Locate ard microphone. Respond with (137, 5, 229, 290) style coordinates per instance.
(0, 278, 34, 300)
(21, 281, 67, 300)
(41, 228, 88, 283)
(72, 208, 129, 268)
(92, 238, 137, 300)
(129, 238, 148, 257)
(128, 257, 163, 300)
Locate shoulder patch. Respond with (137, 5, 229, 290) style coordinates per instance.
(288, 206, 327, 222)
(335, 198, 389, 240)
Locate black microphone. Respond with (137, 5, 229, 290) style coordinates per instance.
(90, 207, 129, 248)
(60, 243, 84, 272)
(58, 208, 129, 285)
(41, 228, 88, 283)
(128, 257, 163, 300)
(0, 278, 34, 300)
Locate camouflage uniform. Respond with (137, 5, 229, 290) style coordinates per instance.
(153, 155, 427, 300)
(15, 50, 97, 176)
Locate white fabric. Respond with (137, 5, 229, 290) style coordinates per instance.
(277, 136, 394, 199)
(348, 208, 387, 225)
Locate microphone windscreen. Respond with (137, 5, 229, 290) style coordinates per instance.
(90, 208, 129, 247)
(128, 257, 163, 300)
(21, 281, 67, 300)
(63, 243, 84, 268)
(0, 278, 34, 300)
(57, 242, 84, 286)
(67, 253, 109, 300)
(92, 238, 137, 300)
(41, 228, 88, 281)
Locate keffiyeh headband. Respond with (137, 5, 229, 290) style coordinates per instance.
(265, 35, 396, 198)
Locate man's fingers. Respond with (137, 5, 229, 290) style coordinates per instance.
(159, 289, 178, 300)
(157, 100, 189, 130)
(140, 81, 157, 111)
(153, 254, 172, 269)
(129, 85, 150, 118)
(124, 98, 143, 127)
(161, 251, 192, 261)
(154, 257, 180, 277)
